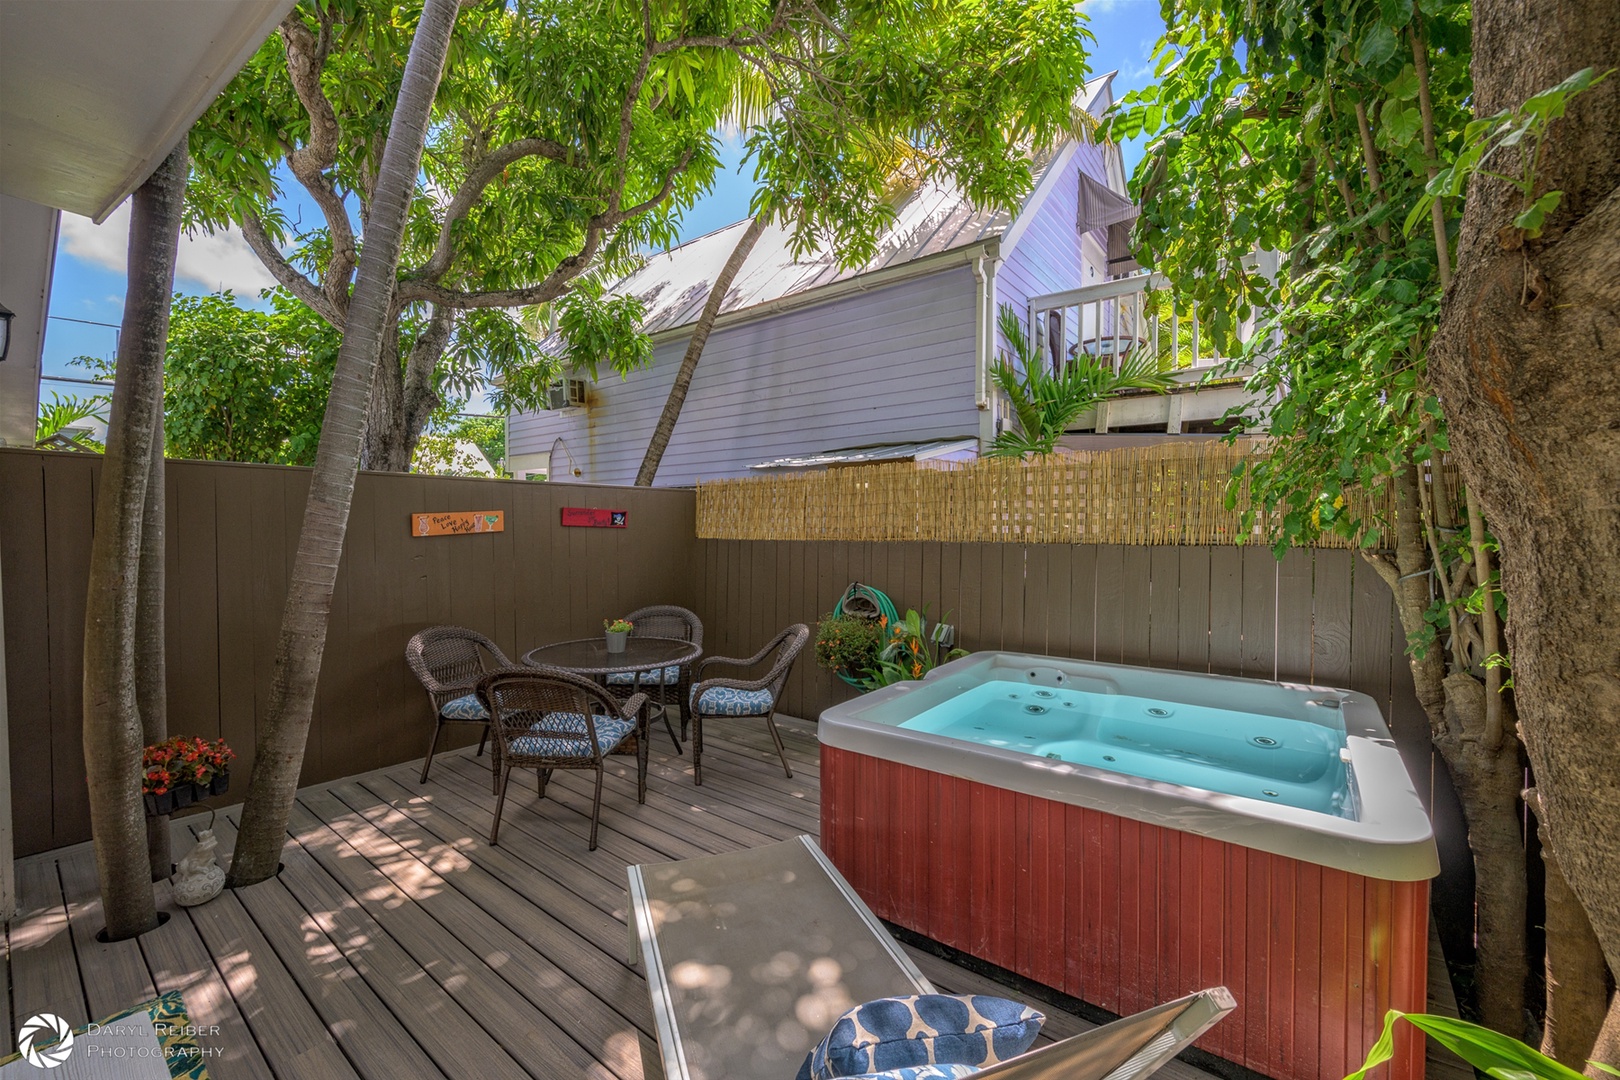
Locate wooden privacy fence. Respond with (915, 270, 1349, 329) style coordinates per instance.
(697, 442, 1453, 546)
(0, 450, 697, 856)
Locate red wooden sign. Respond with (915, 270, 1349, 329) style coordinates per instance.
(561, 507, 628, 528)
(411, 510, 505, 537)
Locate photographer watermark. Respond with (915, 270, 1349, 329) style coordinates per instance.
(14, 1010, 223, 1069)
(16, 1014, 73, 1069)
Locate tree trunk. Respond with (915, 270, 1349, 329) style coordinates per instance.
(360, 304, 454, 471)
(1437, 674, 1531, 1037)
(1367, 463, 1528, 1034)
(138, 410, 169, 882)
(362, 316, 405, 471)
(1529, 788, 1611, 1068)
(227, 0, 463, 887)
(82, 143, 187, 939)
(636, 214, 768, 486)
(1427, 0, 1620, 1065)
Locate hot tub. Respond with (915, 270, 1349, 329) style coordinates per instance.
(819, 652, 1438, 1080)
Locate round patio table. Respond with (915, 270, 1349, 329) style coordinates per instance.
(521, 636, 700, 676)
(522, 636, 701, 758)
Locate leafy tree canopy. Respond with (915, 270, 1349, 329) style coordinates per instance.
(163, 290, 338, 465)
(186, 0, 1095, 467)
(1103, 0, 1474, 551)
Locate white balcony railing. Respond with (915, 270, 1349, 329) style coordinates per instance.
(1027, 270, 1268, 380)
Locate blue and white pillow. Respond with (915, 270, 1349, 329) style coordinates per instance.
(693, 686, 775, 716)
(797, 995, 1044, 1080)
(440, 693, 489, 720)
(606, 665, 683, 686)
(838, 1067, 981, 1080)
(508, 711, 635, 757)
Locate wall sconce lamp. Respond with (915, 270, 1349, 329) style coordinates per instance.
(0, 303, 14, 362)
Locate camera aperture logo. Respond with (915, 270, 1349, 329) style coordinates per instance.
(17, 1012, 74, 1068)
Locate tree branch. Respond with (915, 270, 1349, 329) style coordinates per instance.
(397, 148, 695, 308)
(279, 10, 358, 320)
(1353, 99, 1393, 244)
(241, 214, 342, 325)
(415, 137, 578, 282)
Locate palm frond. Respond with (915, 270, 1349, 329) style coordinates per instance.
(988, 303, 1175, 458)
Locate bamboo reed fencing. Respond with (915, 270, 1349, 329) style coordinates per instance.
(696, 442, 1443, 547)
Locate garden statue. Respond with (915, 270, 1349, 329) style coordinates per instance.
(171, 828, 225, 907)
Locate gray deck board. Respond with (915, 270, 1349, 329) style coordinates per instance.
(4, 717, 1462, 1080)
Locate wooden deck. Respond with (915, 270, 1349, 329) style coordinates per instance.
(5, 718, 1460, 1080)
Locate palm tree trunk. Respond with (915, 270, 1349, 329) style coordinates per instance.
(83, 143, 187, 940)
(635, 215, 767, 486)
(138, 410, 169, 881)
(227, 0, 463, 886)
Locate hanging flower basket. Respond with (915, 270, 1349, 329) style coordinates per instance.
(142, 736, 235, 818)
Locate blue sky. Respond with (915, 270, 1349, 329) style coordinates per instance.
(41, 1, 1168, 383)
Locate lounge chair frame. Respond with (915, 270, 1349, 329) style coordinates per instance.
(628, 835, 1234, 1080)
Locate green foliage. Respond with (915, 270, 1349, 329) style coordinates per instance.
(988, 304, 1176, 457)
(411, 409, 508, 476)
(1103, 0, 1476, 554)
(188, 0, 1097, 438)
(35, 392, 108, 452)
(1405, 67, 1611, 240)
(814, 613, 885, 678)
(163, 291, 338, 465)
(1346, 1011, 1612, 1080)
(858, 609, 968, 689)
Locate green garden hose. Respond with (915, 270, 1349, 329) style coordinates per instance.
(832, 582, 899, 686)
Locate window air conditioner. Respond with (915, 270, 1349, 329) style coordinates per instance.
(545, 378, 588, 410)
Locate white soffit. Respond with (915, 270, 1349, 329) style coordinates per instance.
(0, 0, 295, 222)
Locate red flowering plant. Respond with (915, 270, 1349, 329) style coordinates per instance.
(143, 736, 234, 797)
(857, 608, 967, 689)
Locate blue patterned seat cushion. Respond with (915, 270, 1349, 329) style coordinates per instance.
(440, 693, 489, 720)
(839, 1067, 980, 1080)
(693, 686, 775, 716)
(606, 665, 683, 686)
(797, 995, 1044, 1080)
(508, 711, 635, 758)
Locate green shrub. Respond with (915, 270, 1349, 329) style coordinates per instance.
(815, 613, 884, 677)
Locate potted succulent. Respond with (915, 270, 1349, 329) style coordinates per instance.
(143, 736, 234, 817)
(604, 617, 634, 654)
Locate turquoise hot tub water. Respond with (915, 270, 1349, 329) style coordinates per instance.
(899, 679, 1354, 816)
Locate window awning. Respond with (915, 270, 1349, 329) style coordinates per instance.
(749, 438, 980, 470)
(1077, 172, 1141, 275)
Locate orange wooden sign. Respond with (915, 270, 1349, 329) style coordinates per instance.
(411, 510, 505, 537)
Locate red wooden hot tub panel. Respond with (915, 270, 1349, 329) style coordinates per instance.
(821, 747, 1429, 1080)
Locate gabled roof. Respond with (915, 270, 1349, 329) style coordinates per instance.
(619, 72, 1120, 338)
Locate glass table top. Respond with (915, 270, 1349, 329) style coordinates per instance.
(521, 636, 700, 674)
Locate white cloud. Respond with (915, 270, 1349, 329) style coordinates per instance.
(59, 204, 278, 297)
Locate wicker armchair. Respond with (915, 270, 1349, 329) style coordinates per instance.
(602, 605, 704, 753)
(405, 626, 515, 788)
(475, 667, 648, 850)
(688, 624, 808, 785)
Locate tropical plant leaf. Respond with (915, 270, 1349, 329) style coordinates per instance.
(1347, 1012, 1592, 1080)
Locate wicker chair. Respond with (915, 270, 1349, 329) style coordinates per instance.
(476, 667, 648, 849)
(405, 626, 515, 788)
(603, 605, 704, 753)
(688, 623, 809, 785)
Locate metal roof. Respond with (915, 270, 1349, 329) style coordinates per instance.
(749, 438, 981, 470)
(618, 73, 1119, 338)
